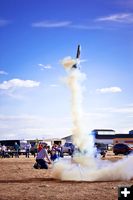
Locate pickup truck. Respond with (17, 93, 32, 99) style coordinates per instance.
(62, 142, 75, 155)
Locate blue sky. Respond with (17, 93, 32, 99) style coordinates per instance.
(0, 0, 133, 140)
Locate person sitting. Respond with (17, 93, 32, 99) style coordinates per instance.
(34, 143, 52, 169)
(50, 149, 58, 161)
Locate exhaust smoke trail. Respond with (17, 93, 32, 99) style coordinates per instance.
(61, 57, 94, 154)
(66, 70, 92, 153)
(52, 57, 133, 182)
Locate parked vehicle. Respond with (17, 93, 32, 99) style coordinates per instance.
(62, 142, 75, 155)
(128, 144, 133, 150)
(95, 143, 108, 157)
(113, 143, 132, 155)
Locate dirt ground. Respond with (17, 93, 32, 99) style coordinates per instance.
(0, 153, 133, 200)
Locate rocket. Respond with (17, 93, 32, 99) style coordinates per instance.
(71, 45, 81, 69)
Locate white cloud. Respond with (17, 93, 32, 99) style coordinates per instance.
(0, 70, 8, 75)
(38, 64, 52, 70)
(32, 20, 71, 28)
(84, 105, 133, 133)
(49, 84, 59, 87)
(96, 13, 133, 23)
(98, 105, 133, 114)
(0, 114, 71, 140)
(0, 78, 40, 90)
(69, 24, 102, 30)
(96, 87, 122, 94)
(32, 20, 102, 30)
(0, 19, 10, 27)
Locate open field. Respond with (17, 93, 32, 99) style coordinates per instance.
(0, 154, 133, 200)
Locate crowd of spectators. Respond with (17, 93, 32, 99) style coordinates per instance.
(0, 142, 63, 160)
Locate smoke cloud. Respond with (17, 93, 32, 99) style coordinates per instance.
(52, 57, 133, 182)
(53, 155, 133, 181)
(61, 57, 76, 70)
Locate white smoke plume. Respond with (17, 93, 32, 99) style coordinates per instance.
(52, 57, 133, 182)
(66, 70, 94, 154)
(53, 155, 133, 181)
(61, 56, 76, 70)
(61, 57, 94, 153)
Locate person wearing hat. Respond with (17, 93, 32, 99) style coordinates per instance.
(35, 143, 52, 169)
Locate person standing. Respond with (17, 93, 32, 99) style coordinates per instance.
(14, 142, 20, 158)
(25, 142, 31, 158)
(0, 143, 2, 157)
(2, 145, 6, 158)
(30, 144, 36, 157)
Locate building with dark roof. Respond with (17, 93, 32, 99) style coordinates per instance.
(62, 129, 133, 146)
(114, 134, 133, 144)
(92, 129, 115, 145)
